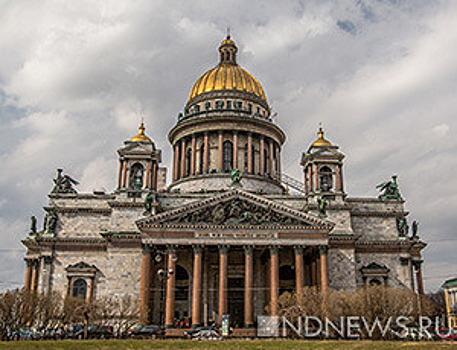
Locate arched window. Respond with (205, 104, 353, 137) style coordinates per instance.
(369, 278, 382, 286)
(129, 163, 144, 190)
(319, 166, 333, 192)
(72, 279, 87, 299)
(223, 141, 233, 172)
(186, 148, 192, 177)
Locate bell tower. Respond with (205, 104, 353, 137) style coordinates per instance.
(301, 126, 345, 201)
(117, 122, 162, 194)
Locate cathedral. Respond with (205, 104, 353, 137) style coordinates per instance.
(23, 35, 426, 330)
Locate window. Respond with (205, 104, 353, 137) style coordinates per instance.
(264, 149, 269, 174)
(244, 143, 249, 172)
(247, 103, 252, 114)
(235, 101, 242, 110)
(226, 100, 232, 110)
(319, 166, 333, 192)
(186, 148, 192, 177)
(215, 100, 224, 109)
(72, 279, 87, 299)
(129, 163, 144, 190)
(199, 144, 205, 173)
(205, 102, 211, 111)
(175, 265, 189, 301)
(223, 141, 233, 172)
(194, 105, 200, 113)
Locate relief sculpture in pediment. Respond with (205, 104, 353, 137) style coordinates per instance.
(168, 199, 304, 226)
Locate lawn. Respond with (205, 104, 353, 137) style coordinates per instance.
(0, 340, 456, 350)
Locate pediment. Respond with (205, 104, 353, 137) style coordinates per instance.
(118, 142, 153, 154)
(137, 189, 333, 230)
(66, 261, 98, 272)
(310, 147, 344, 159)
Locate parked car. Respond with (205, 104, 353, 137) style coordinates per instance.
(128, 324, 165, 339)
(184, 326, 217, 338)
(184, 326, 221, 340)
(71, 324, 113, 339)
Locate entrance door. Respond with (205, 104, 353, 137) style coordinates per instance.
(228, 278, 244, 328)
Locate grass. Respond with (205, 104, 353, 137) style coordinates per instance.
(0, 340, 456, 350)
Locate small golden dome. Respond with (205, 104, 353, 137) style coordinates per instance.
(130, 122, 152, 143)
(187, 35, 267, 103)
(312, 126, 333, 147)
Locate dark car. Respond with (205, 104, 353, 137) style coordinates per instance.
(129, 324, 165, 339)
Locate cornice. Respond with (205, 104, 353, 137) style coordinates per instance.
(45, 206, 111, 214)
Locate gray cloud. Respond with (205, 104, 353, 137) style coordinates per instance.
(0, 0, 455, 291)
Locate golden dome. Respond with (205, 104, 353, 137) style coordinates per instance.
(187, 35, 267, 103)
(130, 122, 152, 143)
(312, 126, 333, 147)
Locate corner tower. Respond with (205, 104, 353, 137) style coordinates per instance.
(301, 126, 345, 201)
(117, 123, 162, 195)
(168, 35, 286, 194)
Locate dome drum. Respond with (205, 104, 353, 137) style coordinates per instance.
(168, 173, 284, 194)
(168, 34, 286, 194)
(184, 90, 270, 122)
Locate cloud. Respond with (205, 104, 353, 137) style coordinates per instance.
(0, 0, 456, 292)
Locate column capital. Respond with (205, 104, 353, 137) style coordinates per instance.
(142, 244, 152, 254)
(269, 245, 280, 255)
(218, 244, 230, 254)
(166, 245, 178, 255)
(318, 245, 328, 255)
(193, 245, 204, 254)
(412, 259, 423, 270)
(294, 245, 305, 255)
(244, 245, 254, 256)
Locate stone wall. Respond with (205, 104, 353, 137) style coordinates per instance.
(355, 252, 411, 289)
(328, 248, 356, 290)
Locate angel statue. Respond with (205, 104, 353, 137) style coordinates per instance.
(411, 220, 419, 239)
(317, 196, 328, 218)
(231, 168, 242, 186)
(143, 191, 157, 215)
(30, 216, 37, 234)
(51, 169, 79, 194)
(376, 175, 402, 200)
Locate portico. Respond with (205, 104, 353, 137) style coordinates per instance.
(136, 189, 333, 327)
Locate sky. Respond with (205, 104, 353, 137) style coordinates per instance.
(0, 0, 456, 292)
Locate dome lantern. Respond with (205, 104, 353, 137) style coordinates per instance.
(219, 34, 237, 65)
(186, 34, 268, 106)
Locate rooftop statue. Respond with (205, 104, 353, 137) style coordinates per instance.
(144, 191, 157, 215)
(317, 196, 328, 218)
(376, 175, 402, 200)
(51, 169, 79, 194)
(411, 220, 419, 239)
(396, 217, 409, 237)
(230, 168, 242, 186)
(30, 216, 37, 235)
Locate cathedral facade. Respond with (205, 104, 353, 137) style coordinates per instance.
(23, 35, 426, 329)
